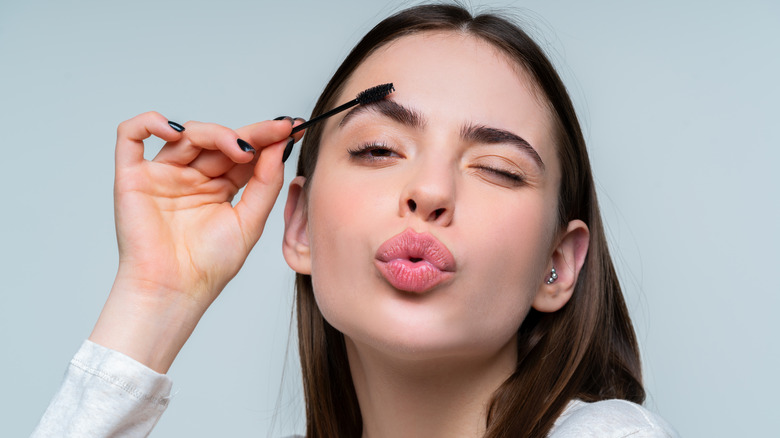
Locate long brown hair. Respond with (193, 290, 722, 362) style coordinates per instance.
(293, 4, 645, 437)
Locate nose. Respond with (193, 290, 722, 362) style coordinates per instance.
(399, 158, 455, 226)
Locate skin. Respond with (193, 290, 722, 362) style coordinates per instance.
(283, 32, 589, 438)
(89, 30, 588, 438)
(90, 115, 305, 372)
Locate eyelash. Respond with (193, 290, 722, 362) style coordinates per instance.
(474, 165, 525, 185)
(347, 142, 401, 161)
(347, 142, 525, 186)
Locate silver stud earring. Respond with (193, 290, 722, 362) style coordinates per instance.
(546, 266, 558, 285)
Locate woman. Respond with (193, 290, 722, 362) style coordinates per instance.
(34, 4, 677, 437)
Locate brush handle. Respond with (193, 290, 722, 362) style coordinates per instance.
(291, 98, 359, 135)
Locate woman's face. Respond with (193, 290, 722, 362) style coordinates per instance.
(290, 32, 564, 360)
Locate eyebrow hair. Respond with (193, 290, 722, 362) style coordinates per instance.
(338, 99, 544, 171)
(338, 98, 426, 129)
(461, 124, 545, 170)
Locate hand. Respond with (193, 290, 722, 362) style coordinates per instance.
(89, 111, 302, 372)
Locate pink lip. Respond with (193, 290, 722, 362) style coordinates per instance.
(374, 229, 456, 293)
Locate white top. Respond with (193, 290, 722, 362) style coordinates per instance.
(32, 340, 679, 437)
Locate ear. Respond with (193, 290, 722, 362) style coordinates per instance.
(282, 176, 311, 275)
(532, 219, 589, 313)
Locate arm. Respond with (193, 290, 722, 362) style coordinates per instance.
(91, 113, 301, 373)
(32, 341, 172, 438)
(34, 112, 303, 435)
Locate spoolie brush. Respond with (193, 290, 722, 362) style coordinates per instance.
(282, 83, 395, 162)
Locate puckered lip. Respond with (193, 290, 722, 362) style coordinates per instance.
(373, 228, 456, 293)
(374, 228, 456, 272)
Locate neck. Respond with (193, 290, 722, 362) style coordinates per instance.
(346, 336, 517, 438)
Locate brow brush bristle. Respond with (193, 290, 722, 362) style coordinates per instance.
(355, 83, 395, 105)
(288, 83, 395, 137)
(282, 83, 394, 163)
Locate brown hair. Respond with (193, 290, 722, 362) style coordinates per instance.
(293, 4, 644, 437)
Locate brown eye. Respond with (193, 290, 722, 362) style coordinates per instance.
(366, 148, 394, 157)
(348, 142, 401, 161)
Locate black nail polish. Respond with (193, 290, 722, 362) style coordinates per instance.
(274, 116, 294, 124)
(168, 121, 185, 132)
(282, 137, 295, 163)
(237, 138, 256, 154)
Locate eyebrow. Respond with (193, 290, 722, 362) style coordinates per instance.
(339, 99, 426, 129)
(461, 124, 545, 170)
(339, 98, 544, 171)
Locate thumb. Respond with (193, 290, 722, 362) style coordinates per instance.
(233, 138, 288, 248)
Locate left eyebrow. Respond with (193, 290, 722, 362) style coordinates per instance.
(461, 124, 545, 171)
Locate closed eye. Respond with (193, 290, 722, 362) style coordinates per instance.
(473, 165, 525, 186)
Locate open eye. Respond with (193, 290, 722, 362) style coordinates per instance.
(347, 142, 402, 162)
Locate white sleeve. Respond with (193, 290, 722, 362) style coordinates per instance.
(31, 340, 173, 438)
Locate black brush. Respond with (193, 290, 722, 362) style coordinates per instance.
(282, 83, 395, 162)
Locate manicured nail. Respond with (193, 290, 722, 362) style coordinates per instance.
(282, 137, 295, 163)
(237, 138, 256, 154)
(168, 121, 185, 132)
(274, 116, 293, 123)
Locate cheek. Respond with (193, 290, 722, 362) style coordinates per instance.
(463, 182, 554, 280)
(304, 175, 384, 332)
(451, 196, 554, 336)
(301, 156, 559, 356)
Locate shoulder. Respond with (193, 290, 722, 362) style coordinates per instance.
(548, 399, 680, 438)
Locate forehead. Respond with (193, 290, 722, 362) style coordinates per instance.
(331, 31, 557, 163)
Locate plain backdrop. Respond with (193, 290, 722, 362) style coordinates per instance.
(2, 0, 778, 436)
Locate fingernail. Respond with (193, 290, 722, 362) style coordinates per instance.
(293, 117, 306, 123)
(237, 138, 256, 154)
(274, 116, 294, 124)
(168, 121, 185, 132)
(282, 137, 295, 163)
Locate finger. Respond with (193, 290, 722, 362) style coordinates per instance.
(116, 111, 184, 168)
(188, 149, 238, 178)
(151, 136, 201, 166)
(223, 157, 256, 190)
(291, 117, 306, 142)
(154, 121, 255, 166)
(281, 117, 307, 163)
(185, 119, 294, 178)
(267, 116, 306, 142)
(233, 138, 287, 246)
(223, 117, 306, 187)
(235, 119, 296, 149)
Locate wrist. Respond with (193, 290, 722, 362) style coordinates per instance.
(89, 278, 207, 373)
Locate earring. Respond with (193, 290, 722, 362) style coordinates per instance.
(545, 266, 558, 285)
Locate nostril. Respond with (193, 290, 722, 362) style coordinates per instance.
(433, 208, 445, 220)
(407, 199, 417, 212)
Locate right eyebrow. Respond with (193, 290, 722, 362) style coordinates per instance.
(338, 99, 426, 129)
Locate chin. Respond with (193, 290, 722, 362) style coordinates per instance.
(313, 274, 528, 363)
(331, 305, 519, 363)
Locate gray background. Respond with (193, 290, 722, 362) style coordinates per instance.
(2, 0, 778, 436)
